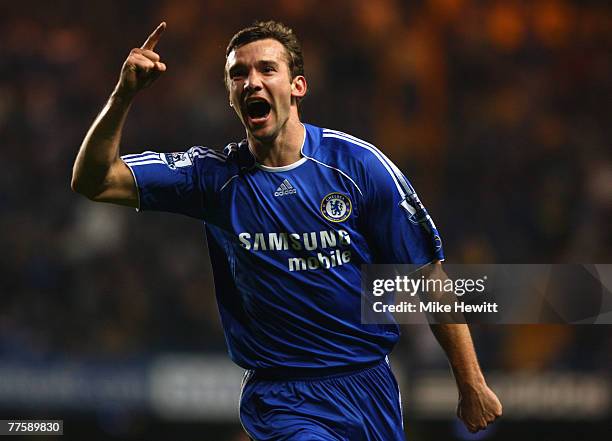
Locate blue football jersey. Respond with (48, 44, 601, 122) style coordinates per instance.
(121, 123, 444, 371)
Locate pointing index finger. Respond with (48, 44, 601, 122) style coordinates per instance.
(141, 22, 166, 51)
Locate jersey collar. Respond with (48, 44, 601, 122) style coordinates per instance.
(228, 123, 319, 171)
(300, 123, 320, 158)
(223, 139, 256, 173)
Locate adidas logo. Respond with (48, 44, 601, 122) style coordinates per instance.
(274, 179, 297, 197)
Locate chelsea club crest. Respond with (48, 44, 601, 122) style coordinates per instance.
(320, 193, 352, 223)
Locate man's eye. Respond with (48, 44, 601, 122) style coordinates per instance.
(263, 66, 275, 73)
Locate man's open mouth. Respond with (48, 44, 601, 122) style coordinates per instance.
(246, 99, 271, 121)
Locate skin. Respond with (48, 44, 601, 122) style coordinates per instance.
(225, 38, 307, 167)
(421, 262, 503, 432)
(71, 23, 501, 433)
(432, 322, 503, 432)
(71, 22, 168, 206)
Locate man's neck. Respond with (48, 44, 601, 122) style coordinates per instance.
(247, 118, 305, 167)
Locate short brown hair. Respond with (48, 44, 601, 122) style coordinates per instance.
(225, 20, 304, 84)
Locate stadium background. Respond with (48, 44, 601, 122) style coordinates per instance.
(1, 0, 610, 439)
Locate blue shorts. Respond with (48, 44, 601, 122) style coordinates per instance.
(239, 358, 406, 441)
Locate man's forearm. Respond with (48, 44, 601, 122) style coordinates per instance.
(423, 264, 502, 431)
(429, 324, 485, 391)
(71, 91, 133, 197)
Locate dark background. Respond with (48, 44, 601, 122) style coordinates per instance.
(0, 0, 610, 439)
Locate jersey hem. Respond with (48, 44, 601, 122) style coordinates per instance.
(249, 358, 385, 381)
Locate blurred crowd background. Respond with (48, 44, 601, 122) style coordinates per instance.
(1, 0, 610, 439)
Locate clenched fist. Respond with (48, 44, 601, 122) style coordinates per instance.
(457, 382, 502, 433)
(115, 22, 167, 96)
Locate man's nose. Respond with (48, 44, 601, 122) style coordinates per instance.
(244, 70, 263, 91)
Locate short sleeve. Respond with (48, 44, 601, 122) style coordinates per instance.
(121, 146, 224, 219)
(362, 152, 445, 265)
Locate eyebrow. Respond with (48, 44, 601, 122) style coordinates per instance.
(228, 59, 281, 75)
(258, 60, 279, 67)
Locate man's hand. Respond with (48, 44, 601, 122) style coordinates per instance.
(115, 22, 167, 97)
(457, 382, 502, 433)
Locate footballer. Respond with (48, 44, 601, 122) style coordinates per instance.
(72, 20, 501, 440)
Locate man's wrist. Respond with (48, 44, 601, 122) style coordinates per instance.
(110, 85, 137, 104)
(455, 373, 487, 394)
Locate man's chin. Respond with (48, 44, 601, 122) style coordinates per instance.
(247, 123, 276, 141)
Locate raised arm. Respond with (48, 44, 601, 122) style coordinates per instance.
(71, 22, 167, 207)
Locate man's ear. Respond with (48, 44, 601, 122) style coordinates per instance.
(291, 75, 307, 99)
